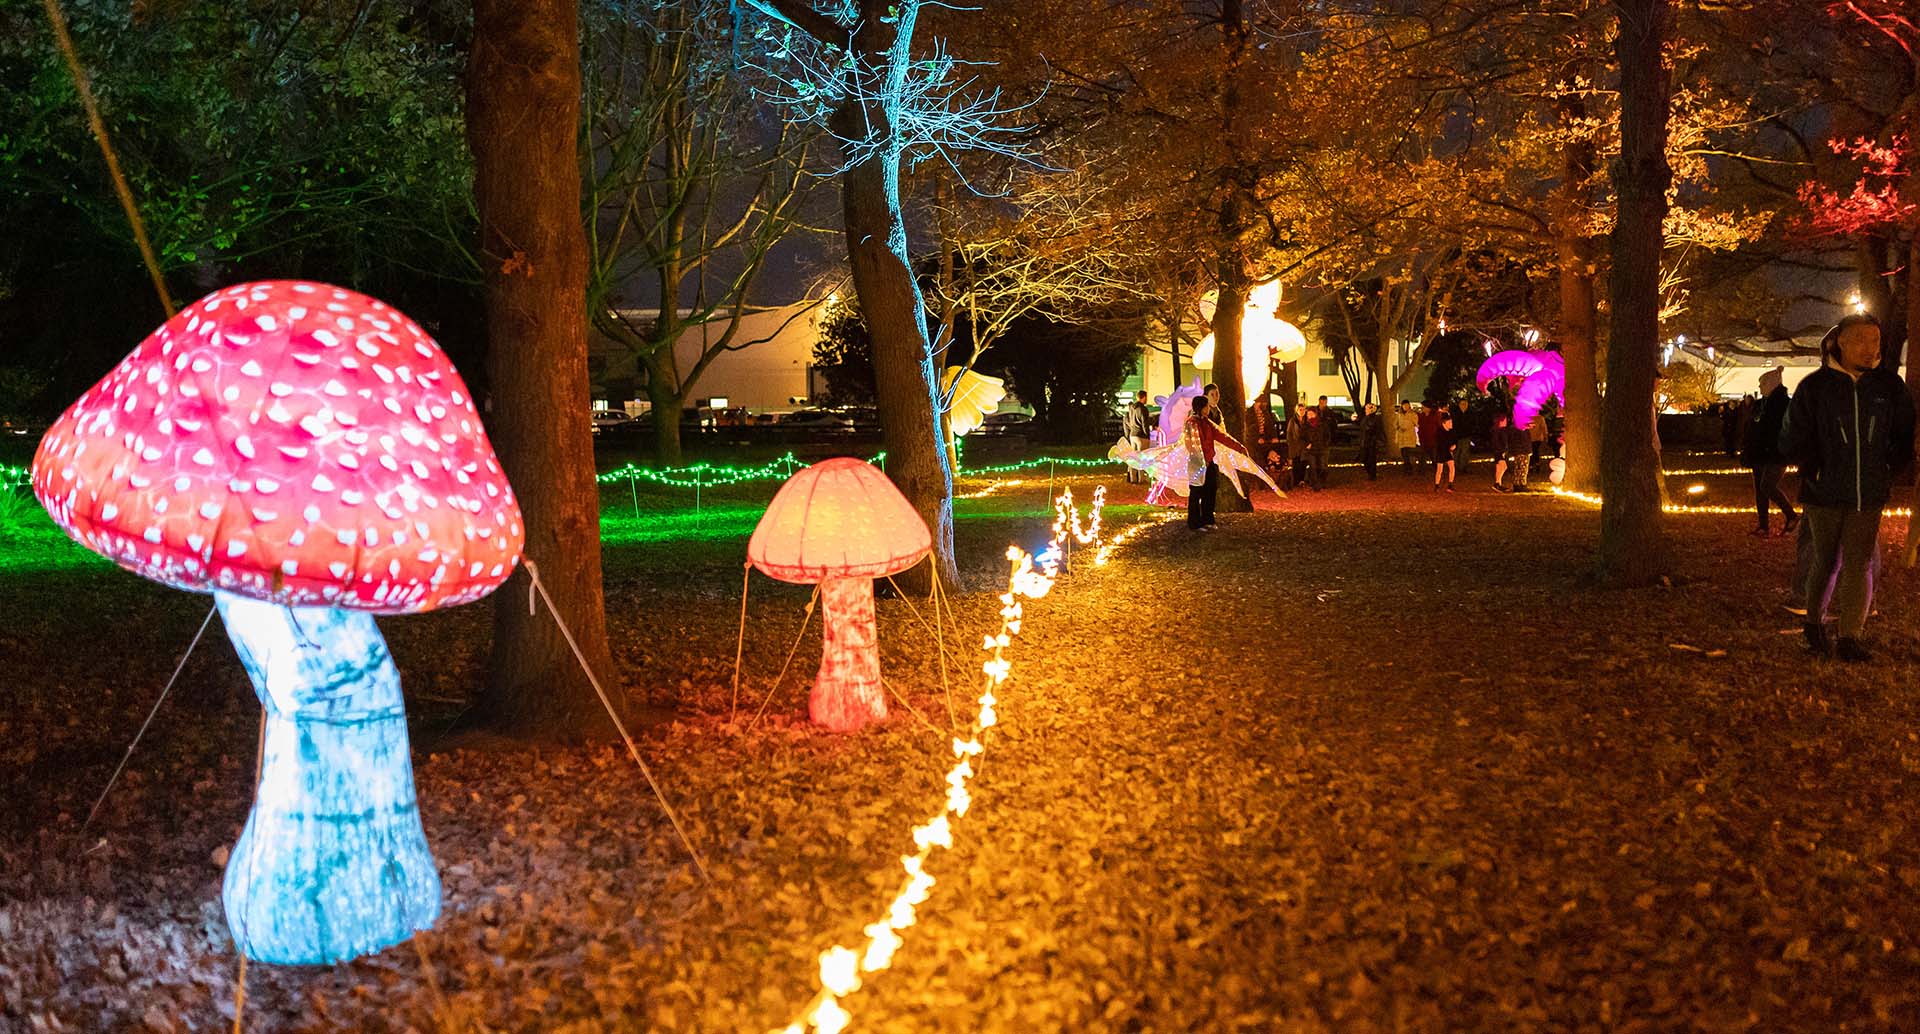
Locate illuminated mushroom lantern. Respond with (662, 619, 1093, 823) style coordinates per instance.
(747, 458, 931, 732)
(31, 281, 523, 965)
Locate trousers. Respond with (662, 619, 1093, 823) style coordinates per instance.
(1801, 505, 1882, 637)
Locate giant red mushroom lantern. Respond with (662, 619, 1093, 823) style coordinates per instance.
(747, 458, 931, 732)
(32, 281, 523, 965)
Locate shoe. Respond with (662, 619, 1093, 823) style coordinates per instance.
(1803, 622, 1831, 657)
(1782, 512, 1800, 535)
(1199, 525, 1216, 533)
(1432, 484, 1441, 493)
(1749, 524, 1770, 537)
(1445, 485, 1456, 494)
(1835, 637, 1871, 663)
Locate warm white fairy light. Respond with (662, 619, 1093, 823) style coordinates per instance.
(1551, 485, 1912, 518)
(956, 478, 1025, 500)
(1051, 485, 1105, 553)
(776, 542, 1066, 1034)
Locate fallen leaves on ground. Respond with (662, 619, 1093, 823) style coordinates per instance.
(5, 465, 1920, 1032)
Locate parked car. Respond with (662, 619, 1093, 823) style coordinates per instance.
(590, 410, 637, 435)
(975, 411, 1033, 437)
(779, 409, 856, 433)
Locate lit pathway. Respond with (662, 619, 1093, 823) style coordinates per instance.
(857, 479, 1920, 1032)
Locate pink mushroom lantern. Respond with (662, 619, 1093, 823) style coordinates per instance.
(31, 281, 523, 965)
(747, 458, 931, 732)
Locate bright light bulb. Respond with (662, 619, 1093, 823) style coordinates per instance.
(819, 946, 862, 996)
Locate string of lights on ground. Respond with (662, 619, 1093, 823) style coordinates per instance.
(773, 486, 1159, 1034)
(1550, 485, 1915, 519)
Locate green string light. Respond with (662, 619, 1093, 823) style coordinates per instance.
(4, 451, 1122, 498)
(592, 450, 1119, 489)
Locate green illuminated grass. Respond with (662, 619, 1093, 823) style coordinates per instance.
(0, 471, 1146, 575)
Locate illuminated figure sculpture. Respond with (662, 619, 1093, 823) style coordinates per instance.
(1190, 282, 1309, 394)
(942, 366, 1008, 438)
(748, 458, 932, 732)
(1110, 377, 1280, 503)
(32, 281, 524, 964)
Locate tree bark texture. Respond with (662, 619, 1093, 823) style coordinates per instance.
(1597, 0, 1672, 585)
(1908, 235, 1920, 403)
(1210, 273, 1253, 511)
(1210, 0, 1253, 512)
(468, 0, 620, 738)
(1557, 98, 1604, 495)
(644, 348, 687, 465)
(830, 1, 956, 592)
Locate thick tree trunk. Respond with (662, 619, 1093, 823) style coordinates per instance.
(829, 9, 955, 593)
(1557, 99, 1604, 495)
(1908, 235, 1920, 401)
(1558, 237, 1603, 493)
(644, 349, 686, 465)
(1210, 274, 1253, 512)
(1279, 361, 1298, 412)
(1597, 0, 1671, 586)
(468, 0, 619, 738)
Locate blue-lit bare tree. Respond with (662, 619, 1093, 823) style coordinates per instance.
(730, 0, 1025, 590)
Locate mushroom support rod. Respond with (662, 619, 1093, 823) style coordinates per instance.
(215, 592, 439, 965)
(812, 575, 888, 732)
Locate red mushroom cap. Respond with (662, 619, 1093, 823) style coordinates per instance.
(747, 457, 931, 584)
(32, 281, 523, 614)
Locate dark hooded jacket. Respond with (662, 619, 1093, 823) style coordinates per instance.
(1740, 385, 1789, 468)
(1779, 362, 1916, 511)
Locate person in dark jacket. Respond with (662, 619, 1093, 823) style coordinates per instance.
(1431, 413, 1458, 493)
(1742, 366, 1797, 536)
(1779, 314, 1915, 660)
(1302, 405, 1332, 490)
(1122, 390, 1153, 484)
(1286, 402, 1309, 489)
(1248, 395, 1285, 488)
(1490, 414, 1530, 492)
(1357, 403, 1386, 480)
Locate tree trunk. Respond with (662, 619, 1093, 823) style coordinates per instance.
(829, 7, 955, 593)
(1279, 360, 1298, 412)
(1210, 274, 1253, 512)
(1597, 0, 1671, 586)
(644, 348, 686, 465)
(1557, 97, 1604, 495)
(1908, 234, 1920, 402)
(468, 0, 619, 738)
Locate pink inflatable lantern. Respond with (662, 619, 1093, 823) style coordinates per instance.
(748, 458, 932, 732)
(1474, 350, 1545, 393)
(1514, 374, 1566, 430)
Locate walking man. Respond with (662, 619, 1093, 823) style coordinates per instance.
(1123, 390, 1153, 484)
(1781, 314, 1914, 661)
(1742, 366, 1797, 536)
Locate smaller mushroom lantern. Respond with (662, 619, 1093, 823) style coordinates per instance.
(747, 458, 932, 732)
(32, 280, 523, 965)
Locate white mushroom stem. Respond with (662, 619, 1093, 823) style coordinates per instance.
(811, 575, 889, 733)
(213, 590, 439, 965)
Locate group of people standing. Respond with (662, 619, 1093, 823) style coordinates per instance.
(1406, 398, 1555, 494)
(1742, 313, 1917, 662)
